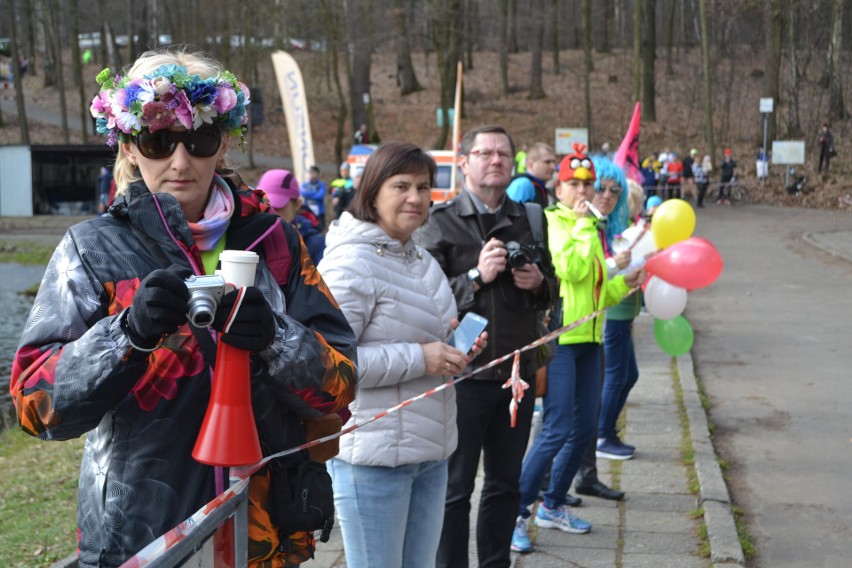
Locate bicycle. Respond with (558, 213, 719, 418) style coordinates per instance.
(706, 175, 749, 207)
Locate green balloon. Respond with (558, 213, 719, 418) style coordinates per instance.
(654, 316, 694, 356)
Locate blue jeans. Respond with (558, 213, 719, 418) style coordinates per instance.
(518, 343, 601, 515)
(328, 458, 448, 568)
(598, 319, 639, 440)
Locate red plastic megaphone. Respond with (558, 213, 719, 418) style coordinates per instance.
(193, 249, 263, 467)
(192, 338, 262, 466)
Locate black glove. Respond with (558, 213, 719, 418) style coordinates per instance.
(124, 266, 192, 350)
(212, 287, 275, 352)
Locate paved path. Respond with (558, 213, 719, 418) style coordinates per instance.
(296, 315, 730, 568)
(687, 204, 852, 568)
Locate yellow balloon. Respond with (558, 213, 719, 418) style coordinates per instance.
(651, 199, 696, 248)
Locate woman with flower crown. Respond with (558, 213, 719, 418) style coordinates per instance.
(10, 48, 357, 568)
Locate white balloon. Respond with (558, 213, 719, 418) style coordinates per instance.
(644, 275, 688, 320)
(614, 223, 658, 259)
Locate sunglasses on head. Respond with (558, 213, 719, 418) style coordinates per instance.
(133, 126, 223, 160)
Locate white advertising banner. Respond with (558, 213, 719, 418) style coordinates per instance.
(271, 51, 316, 185)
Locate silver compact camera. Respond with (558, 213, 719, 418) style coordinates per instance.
(185, 274, 228, 328)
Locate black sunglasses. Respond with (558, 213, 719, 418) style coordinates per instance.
(133, 126, 223, 160)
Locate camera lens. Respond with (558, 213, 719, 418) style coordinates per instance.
(187, 292, 216, 327)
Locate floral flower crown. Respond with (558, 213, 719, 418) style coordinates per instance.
(89, 64, 250, 147)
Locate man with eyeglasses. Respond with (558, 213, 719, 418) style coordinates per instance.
(421, 125, 558, 568)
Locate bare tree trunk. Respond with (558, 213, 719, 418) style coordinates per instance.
(45, 0, 70, 142)
(764, 0, 782, 144)
(582, 0, 593, 142)
(528, 0, 545, 99)
(346, 0, 378, 142)
(499, 0, 510, 94)
(321, 0, 348, 166)
(69, 0, 90, 141)
(600, 0, 612, 53)
(633, 0, 641, 101)
(104, 19, 122, 70)
(642, 0, 656, 121)
(758, 0, 782, 146)
(23, 0, 37, 75)
(508, 0, 519, 53)
(785, 0, 802, 137)
(699, 0, 714, 160)
(35, 0, 55, 88)
(827, 0, 847, 121)
(551, 0, 560, 74)
(464, 0, 475, 71)
(6, 0, 30, 142)
(665, 0, 676, 74)
(720, 25, 737, 148)
(394, 0, 422, 95)
(432, 0, 462, 149)
(240, 0, 255, 169)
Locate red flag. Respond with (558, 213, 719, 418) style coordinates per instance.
(614, 101, 643, 184)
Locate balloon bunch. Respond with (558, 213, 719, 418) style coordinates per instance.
(642, 199, 723, 356)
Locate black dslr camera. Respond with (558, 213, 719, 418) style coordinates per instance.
(185, 274, 229, 327)
(505, 241, 541, 269)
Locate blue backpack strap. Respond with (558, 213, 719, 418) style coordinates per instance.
(265, 221, 292, 286)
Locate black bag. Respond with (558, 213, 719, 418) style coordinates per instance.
(269, 457, 335, 544)
(829, 146, 837, 158)
(524, 202, 558, 370)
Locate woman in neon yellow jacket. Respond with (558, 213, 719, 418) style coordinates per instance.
(513, 145, 644, 550)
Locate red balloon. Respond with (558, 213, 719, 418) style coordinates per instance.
(645, 237, 723, 290)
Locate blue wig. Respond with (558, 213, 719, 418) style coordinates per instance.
(592, 156, 630, 246)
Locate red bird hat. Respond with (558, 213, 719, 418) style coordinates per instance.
(558, 143, 597, 182)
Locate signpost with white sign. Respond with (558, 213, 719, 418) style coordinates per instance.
(555, 128, 589, 155)
(771, 140, 805, 188)
(759, 98, 774, 183)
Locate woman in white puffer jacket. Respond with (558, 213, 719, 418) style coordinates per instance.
(317, 143, 485, 568)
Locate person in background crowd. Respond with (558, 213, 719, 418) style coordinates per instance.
(506, 142, 557, 207)
(421, 125, 558, 568)
(514, 142, 529, 175)
(818, 123, 834, 174)
(640, 154, 660, 201)
(319, 142, 486, 568)
(692, 151, 710, 208)
(331, 162, 356, 220)
(568, 158, 634, 505)
(11, 47, 357, 568)
(756, 147, 769, 182)
(97, 165, 114, 214)
(657, 148, 671, 194)
(300, 165, 327, 230)
(718, 148, 737, 206)
(591, 158, 641, 462)
(257, 168, 326, 265)
(664, 152, 682, 200)
(681, 149, 696, 203)
(354, 123, 369, 145)
(512, 150, 644, 554)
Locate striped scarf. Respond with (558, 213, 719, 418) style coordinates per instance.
(188, 177, 235, 251)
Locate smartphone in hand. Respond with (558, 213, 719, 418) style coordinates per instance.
(447, 312, 489, 354)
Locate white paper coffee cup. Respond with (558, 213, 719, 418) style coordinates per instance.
(218, 250, 259, 288)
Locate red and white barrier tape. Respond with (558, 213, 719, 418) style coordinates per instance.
(231, 286, 640, 479)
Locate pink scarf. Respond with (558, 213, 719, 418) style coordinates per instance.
(188, 177, 235, 251)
